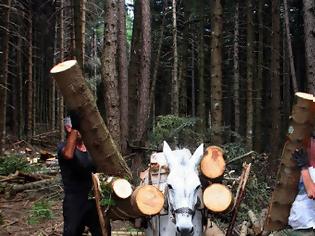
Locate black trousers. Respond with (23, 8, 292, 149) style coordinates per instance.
(63, 193, 102, 236)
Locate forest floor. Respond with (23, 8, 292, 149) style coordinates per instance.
(0, 140, 142, 236)
(0, 138, 273, 236)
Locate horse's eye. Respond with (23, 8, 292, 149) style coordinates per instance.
(168, 184, 173, 190)
(195, 185, 201, 191)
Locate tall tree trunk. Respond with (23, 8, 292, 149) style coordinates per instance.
(117, 0, 128, 154)
(254, 0, 264, 152)
(26, 6, 33, 140)
(246, 0, 254, 149)
(270, 0, 281, 165)
(171, 0, 179, 115)
(303, 0, 315, 93)
(128, 0, 141, 141)
(284, 0, 298, 92)
(0, 0, 11, 154)
(59, 0, 65, 140)
(150, 0, 167, 119)
(197, 0, 205, 131)
(17, 18, 24, 138)
(210, 0, 223, 144)
(233, 0, 240, 136)
(191, 36, 196, 117)
(136, 0, 151, 143)
(101, 0, 121, 148)
(73, 0, 86, 68)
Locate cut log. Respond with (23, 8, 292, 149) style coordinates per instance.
(203, 183, 233, 213)
(50, 60, 131, 178)
(265, 92, 315, 231)
(105, 177, 133, 199)
(200, 146, 225, 179)
(131, 185, 164, 216)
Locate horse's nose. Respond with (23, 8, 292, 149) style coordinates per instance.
(177, 226, 194, 235)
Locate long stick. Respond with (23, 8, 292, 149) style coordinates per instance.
(226, 163, 251, 236)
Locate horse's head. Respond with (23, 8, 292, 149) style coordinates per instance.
(163, 141, 204, 235)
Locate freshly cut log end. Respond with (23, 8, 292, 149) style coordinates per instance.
(200, 146, 225, 179)
(131, 185, 164, 216)
(112, 178, 133, 199)
(50, 60, 77, 73)
(203, 183, 233, 213)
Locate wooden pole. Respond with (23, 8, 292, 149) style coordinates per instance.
(50, 60, 132, 178)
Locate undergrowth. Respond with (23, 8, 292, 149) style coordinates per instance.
(28, 200, 53, 225)
(0, 155, 36, 175)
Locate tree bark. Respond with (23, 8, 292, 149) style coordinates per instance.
(73, 0, 86, 69)
(59, 0, 65, 140)
(128, 0, 141, 141)
(171, 0, 179, 115)
(233, 0, 240, 136)
(254, 0, 263, 152)
(101, 0, 121, 148)
(150, 0, 167, 119)
(246, 0, 254, 150)
(50, 60, 132, 178)
(197, 0, 205, 131)
(0, 0, 12, 154)
(136, 0, 151, 143)
(270, 0, 281, 163)
(303, 0, 315, 93)
(210, 0, 223, 144)
(26, 6, 33, 140)
(284, 0, 298, 92)
(117, 0, 128, 154)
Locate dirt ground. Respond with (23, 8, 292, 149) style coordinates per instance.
(0, 192, 64, 236)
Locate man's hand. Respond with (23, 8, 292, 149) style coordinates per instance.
(69, 110, 80, 130)
(292, 148, 309, 169)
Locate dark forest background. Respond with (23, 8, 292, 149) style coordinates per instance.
(0, 0, 314, 174)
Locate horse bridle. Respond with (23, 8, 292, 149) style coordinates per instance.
(165, 186, 201, 221)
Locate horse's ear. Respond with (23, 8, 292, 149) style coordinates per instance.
(163, 141, 175, 168)
(191, 143, 204, 168)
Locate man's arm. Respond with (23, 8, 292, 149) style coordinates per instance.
(301, 168, 315, 199)
(62, 129, 79, 160)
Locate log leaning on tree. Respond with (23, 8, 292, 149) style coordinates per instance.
(203, 183, 233, 213)
(265, 92, 315, 231)
(50, 60, 131, 178)
(200, 146, 225, 179)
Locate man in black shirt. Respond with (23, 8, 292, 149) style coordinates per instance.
(58, 115, 101, 236)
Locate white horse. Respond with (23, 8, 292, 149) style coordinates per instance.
(145, 141, 204, 236)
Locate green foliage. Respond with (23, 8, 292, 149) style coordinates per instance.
(149, 115, 203, 148)
(99, 181, 116, 207)
(28, 200, 53, 225)
(0, 155, 35, 176)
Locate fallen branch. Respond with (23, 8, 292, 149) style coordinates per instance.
(227, 151, 255, 164)
(226, 163, 251, 236)
(7, 176, 60, 195)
